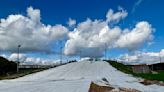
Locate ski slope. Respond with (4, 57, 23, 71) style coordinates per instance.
(0, 61, 164, 92)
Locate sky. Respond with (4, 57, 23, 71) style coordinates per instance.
(0, 0, 164, 64)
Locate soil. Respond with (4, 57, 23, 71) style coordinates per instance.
(140, 79, 164, 86)
(88, 82, 140, 92)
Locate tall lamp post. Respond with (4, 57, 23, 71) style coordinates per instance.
(17, 45, 21, 72)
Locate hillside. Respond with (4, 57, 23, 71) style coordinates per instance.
(108, 61, 164, 82)
(0, 60, 164, 92)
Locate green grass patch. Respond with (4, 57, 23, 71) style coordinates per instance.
(136, 71, 164, 82)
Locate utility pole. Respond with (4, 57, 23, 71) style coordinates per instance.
(159, 52, 162, 63)
(125, 35, 130, 62)
(59, 41, 62, 65)
(17, 45, 21, 72)
(79, 50, 82, 60)
(104, 43, 107, 60)
(127, 54, 129, 62)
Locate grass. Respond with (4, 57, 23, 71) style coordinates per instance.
(137, 71, 164, 82)
(0, 68, 46, 80)
(108, 61, 133, 74)
(108, 61, 164, 82)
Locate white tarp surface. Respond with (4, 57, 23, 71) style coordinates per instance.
(0, 61, 164, 92)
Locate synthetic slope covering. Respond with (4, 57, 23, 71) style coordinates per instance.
(0, 61, 164, 92)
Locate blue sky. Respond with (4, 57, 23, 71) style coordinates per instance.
(0, 0, 164, 63)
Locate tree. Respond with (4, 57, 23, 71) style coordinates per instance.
(0, 56, 17, 75)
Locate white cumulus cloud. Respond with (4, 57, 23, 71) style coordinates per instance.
(106, 7, 127, 23)
(64, 8, 154, 58)
(7, 53, 59, 65)
(115, 21, 154, 51)
(0, 6, 155, 58)
(9, 53, 26, 62)
(64, 19, 121, 57)
(67, 18, 76, 27)
(118, 49, 164, 65)
(0, 6, 68, 53)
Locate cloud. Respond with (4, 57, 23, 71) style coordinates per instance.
(7, 53, 59, 65)
(115, 21, 154, 51)
(24, 57, 58, 65)
(106, 7, 127, 23)
(132, 0, 144, 13)
(0, 6, 68, 53)
(64, 18, 121, 57)
(67, 18, 76, 27)
(0, 6, 154, 58)
(64, 8, 154, 58)
(27, 6, 40, 22)
(9, 53, 26, 62)
(118, 49, 164, 65)
(0, 54, 7, 58)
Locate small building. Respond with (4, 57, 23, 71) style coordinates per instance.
(132, 64, 150, 73)
(148, 63, 164, 71)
